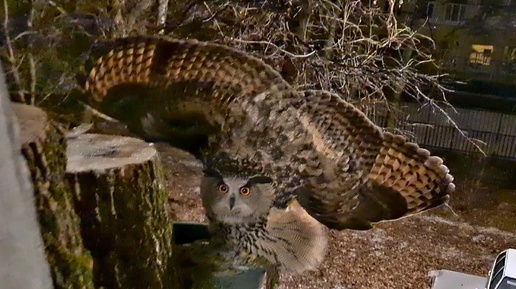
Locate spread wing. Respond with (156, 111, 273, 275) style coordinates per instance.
(213, 88, 455, 231)
(83, 37, 455, 232)
(276, 90, 455, 230)
(83, 36, 289, 151)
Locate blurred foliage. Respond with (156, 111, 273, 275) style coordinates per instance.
(0, 0, 158, 125)
(1, 1, 102, 120)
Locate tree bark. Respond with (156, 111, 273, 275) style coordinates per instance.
(65, 133, 173, 289)
(13, 102, 95, 289)
(0, 66, 53, 289)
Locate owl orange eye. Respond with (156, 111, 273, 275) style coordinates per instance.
(218, 184, 229, 194)
(239, 187, 251, 196)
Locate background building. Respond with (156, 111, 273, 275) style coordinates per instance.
(398, 0, 516, 91)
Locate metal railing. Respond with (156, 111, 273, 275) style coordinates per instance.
(370, 103, 516, 160)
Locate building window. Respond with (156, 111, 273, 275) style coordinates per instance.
(426, 2, 435, 19)
(469, 44, 494, 66)
(445, 3, 466, 23)
(503, 46, 516, 62)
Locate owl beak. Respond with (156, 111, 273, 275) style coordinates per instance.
(229, 195, 235, 210)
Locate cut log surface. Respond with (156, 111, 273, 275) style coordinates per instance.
(66, 133, 173, 289)
(66, 134, 157, 172)
(13, 102, 95, 289)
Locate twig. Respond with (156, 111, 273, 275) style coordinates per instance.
(81, 102, 120, 123)
(27, 0, 36, 105)
(424, 100, 488, 156)
(44, 0, 67, 15)
(2, 0, 26, 103)
(226, 38, 317, 58)
(202, 1, 231, 23)
(157, 0, 169, 35)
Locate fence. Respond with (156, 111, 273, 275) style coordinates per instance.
(370, 102, 516, 160)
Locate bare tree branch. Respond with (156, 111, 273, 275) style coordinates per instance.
(156, 0, 169, 35)
(2, 0, 26, 103)
(173, 0, 481, 153)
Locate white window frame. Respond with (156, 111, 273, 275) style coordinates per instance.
(445, 3, 466, 23)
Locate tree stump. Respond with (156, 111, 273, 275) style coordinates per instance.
(65, 133, 173, 289)
(13, 102, 95, 289)
(0, 80, 53, 288)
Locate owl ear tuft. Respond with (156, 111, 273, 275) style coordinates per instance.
(246, 175, 273, 186)
(203, 168, 223, 179)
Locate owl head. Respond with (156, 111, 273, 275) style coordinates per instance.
(200, 168, 275, 224)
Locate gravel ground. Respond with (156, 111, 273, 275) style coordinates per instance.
(156, 143, 516, 289)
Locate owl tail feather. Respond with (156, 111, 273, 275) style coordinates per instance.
(344, 132, 455, 229)
(307, 131, 455, 231)
(259, 199, 328, 274)
(370, 132, 454, 213)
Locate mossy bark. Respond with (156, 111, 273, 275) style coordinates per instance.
(65, 133, 173, 289)
(13, 102, 95, 289)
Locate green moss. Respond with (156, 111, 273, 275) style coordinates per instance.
(22, 120, 94, 289)
(69, 150, 174, 288)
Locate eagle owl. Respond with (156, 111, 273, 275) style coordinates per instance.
(84, 36, 455, 279)
(199, 165, 328, 276)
